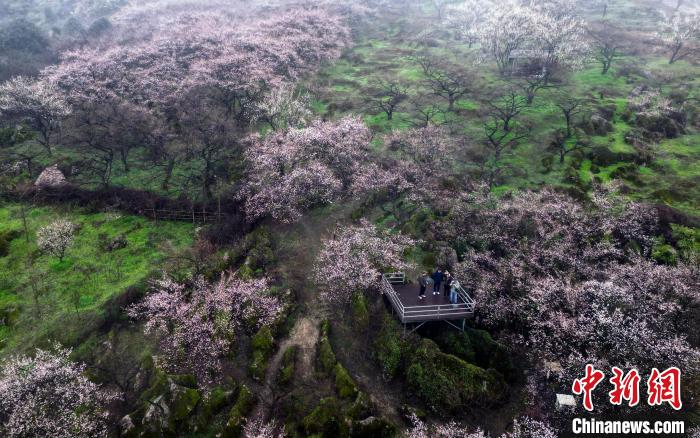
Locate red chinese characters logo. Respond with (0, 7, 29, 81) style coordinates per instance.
(572, 364, 605, 411)
(572, 365, 682, 411)
(647, 367, 682, 410)
(609, 367, 640, 407)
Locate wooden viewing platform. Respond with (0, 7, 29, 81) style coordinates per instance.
(380, 272, 475, 332)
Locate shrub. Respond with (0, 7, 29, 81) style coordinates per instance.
(0, 229, 20, 257)
(652, 237, 678, 266)
(672, 224, 700, 263)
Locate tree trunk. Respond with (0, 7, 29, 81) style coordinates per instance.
(120, 149, 130, 173)
(20, 203, 30, 243)
(526, 91, 535, 105)
(669, 43, 683, 64)
(162, 158, 175, 190)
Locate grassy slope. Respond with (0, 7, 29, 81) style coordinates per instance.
(309, 18, 699, 216)
(0, 204, 193, 353)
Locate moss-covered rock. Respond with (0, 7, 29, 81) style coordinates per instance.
(249, 325, 275, 381)
(278, 345, 297, 386)
(466, 328, 514, 381)
(318, 320, 337, 373)
(434, 331, 476, 364)
(346, 392, 372, 421)
(197, 386, 236, 429)
(126, 370, 203, 436)
(350, 416, 397, 438)
(351, 294, 369, 331)
(405, 339, 506, 412)
(334, 363, 358, 399)
(172, 386, 201, 421)
(373, 315, 407, 380)
(224, 385, 254, 438)
(303, 397, 348, 437)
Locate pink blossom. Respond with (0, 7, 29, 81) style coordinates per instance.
(0, 344, 116, 437)
(128, 274, 283, 385)
(313, 220, 415, 306)
(37, 219, 76, 261)
(242, 117, 373, 223)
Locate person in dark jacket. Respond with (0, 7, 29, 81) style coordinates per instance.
(431, 268, 443, 295)
(418, 272, 430, 300)
(443, 271, 452, 297)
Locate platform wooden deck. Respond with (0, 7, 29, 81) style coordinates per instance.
(381, 273, 475, 324)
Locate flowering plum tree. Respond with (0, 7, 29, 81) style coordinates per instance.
(442, 187, 699, 412)
(0, 345, 115, 437)
(314, 220, 415, 306)
(501, 417, 558, 438)
(659, 9, 700, 64)
(351, 125, 457, 204)
(45, 8, 350, 113)
(445, 0, 492, 48)
(478, 3, 537, 77)
(251, 84, 312, 131)
(37, 219, 76, 261)
(404, 414, 554, 438)
(386, 125, 452, 167)
(528, 0, 589, 80)
(242, 117, 373, 223)
(40, 5, 352, 194)
(0, 77, 71, 155)
(405, 414, 488, 438)
(128, 274, 283, 385)
(243, 419, 285, 438)
(477, 1, 588, 81)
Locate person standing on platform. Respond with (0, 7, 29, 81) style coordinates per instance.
(418, 272, 430, 300)
(450, 278, 461, 305)
(432, 267, 443, 295)
(443, 271, 452, 297)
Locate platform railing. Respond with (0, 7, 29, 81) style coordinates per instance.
(381, 272, 475, 322)
(381, 272, 405, 315)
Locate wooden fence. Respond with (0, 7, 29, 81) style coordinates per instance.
(143, 208, 224, 223)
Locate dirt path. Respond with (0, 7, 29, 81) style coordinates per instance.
(251, 316, 321, 421)
(251, 210, 342, 421)
(252, 204, 405, 425)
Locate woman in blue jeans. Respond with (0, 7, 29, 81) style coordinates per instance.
(450, 279, 460, 305)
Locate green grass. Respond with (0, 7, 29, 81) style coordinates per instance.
(0, 204, 194, 353)
(310, 27, 700, 216)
